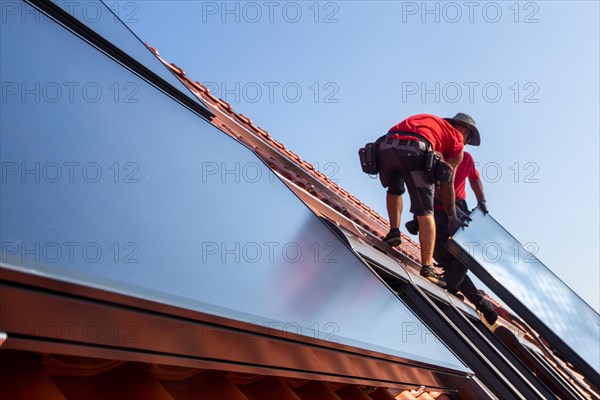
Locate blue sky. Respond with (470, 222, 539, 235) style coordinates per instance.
(116, 0, 599, 311)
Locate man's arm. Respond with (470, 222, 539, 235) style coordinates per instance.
(439, 151, 463, 218)
(469, 177, 485, 202)
(469, 177, 489, 214)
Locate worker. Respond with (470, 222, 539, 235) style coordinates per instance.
(405, 138, 498, 325)
(376, 113, 479, 285)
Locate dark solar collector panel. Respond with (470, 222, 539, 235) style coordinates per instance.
(447, 209, 600, 388)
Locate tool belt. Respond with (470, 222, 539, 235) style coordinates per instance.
(384, 137, 429, 152)
(384, 132, 452, 183)
(387, 131, 432, 152)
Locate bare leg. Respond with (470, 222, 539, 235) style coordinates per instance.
(416, 214, 435, 265)
(386, 194, 403, 229)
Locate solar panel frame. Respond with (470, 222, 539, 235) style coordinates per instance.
(447, 209, 600, 388)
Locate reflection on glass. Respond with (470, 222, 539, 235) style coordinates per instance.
(48, 0, 205, 108)
(0, 8, 467, 372)
(452, 209, 600, 373)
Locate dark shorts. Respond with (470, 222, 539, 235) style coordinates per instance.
(378, 141, 434, 216)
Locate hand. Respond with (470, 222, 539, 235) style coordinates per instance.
(478, 200, 489, 215)
(455, 207, 472, 222)
(448, 216, 467, 235)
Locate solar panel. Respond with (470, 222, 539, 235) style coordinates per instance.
(0, 5, 468, 373)
(48, 0, 207, 109)
(448, 209, 600, 385)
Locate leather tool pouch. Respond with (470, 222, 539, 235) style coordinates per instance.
(426, 152, 453, 183)
(358, 142, 379, 175)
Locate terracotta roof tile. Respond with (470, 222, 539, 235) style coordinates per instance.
(216, 98, 233, 111)
(395, 391, 418, 400)
(169, 63, 185, 76)
(368, 387, 397, 400)
(335, 385, 372, 400)
(146, 44, 159, 56)
(302, 161, 315, 171)
(255, 127, 271, 138)
(161, 370, 248, 400)
(235, 113, 253, 125)
(204, 91, 221, 104)
(293, 381, 340, 400)
(2, 352, 450, 400)
(193, 81, 208, 93)
(238, 376, 302, 400)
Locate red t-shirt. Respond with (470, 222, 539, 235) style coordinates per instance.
(433, 151, 480, 211)
(388, 114, 464, 159)
(454, 151, 480, 201)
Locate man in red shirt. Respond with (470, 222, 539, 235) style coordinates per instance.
(435, 152, 497, 324)
(377, 113, 480, 285)
(446, 151, 486, 213)
(404, 147, 498, 325)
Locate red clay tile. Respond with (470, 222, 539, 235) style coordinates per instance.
(293, 381, 341, 400)
(335, 385, 372, 400)
(236, 114, 252, 125)
(216, 98, 233, 111)
(395, 391, 418, 400)
(192, 81, 208, 93)
(168, 63, 185, 76)
(238, 376, 302, 400)
(0, 351, 65, 400)
(160, 370, 247, 400)
(368, 387, 397, 400)
(50, 362, 174, 400)
(145, 43, 159, 55)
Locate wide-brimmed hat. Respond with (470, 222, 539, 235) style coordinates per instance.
(445, 112, 480, 146)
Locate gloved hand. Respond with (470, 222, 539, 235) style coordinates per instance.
(455, 207, 472, 222)
(478, 200, 489, 215)
(448, 215, 468, 235)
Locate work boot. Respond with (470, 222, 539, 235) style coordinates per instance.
(384, 229, 401, 246)
(420, 266, 447, 288)
(405, 219, 419, 235)
(477, 298, 498, 325)
(448, 290, 465, 301)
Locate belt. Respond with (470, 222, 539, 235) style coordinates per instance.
(385, 137, 429, 152)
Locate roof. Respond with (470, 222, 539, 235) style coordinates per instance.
(0, 2, 596, 395)
(0, 351, 451, 400)
(143, 44, 600, 399)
